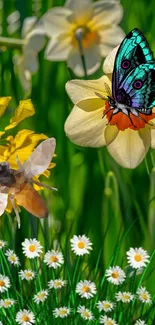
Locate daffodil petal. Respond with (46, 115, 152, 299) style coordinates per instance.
(25, 24, 45, 53)
(67, 46, 101, 77)
(150, 124, 155, 148)
(105, 127, 151, 169)
(16, 56, 31, 91)
(92, 0, 123, 26)
(66, 75, 111, 104)
(65, 104, 107, 147)
(43, 7, 72, 38)
(21, 16, 37, 38)
(45, 36, 72, 61)
(23, 49, 39, 73)
(99, 27, 125, 57)
(0, 97, 11, 118)
(5, 100, 35, 131)
(103, 46, 119, 75)
(65, 0, 92, 12)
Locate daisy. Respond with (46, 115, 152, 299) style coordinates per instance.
(77, 305, 94, 320)
(126, 248, 150, 269)
(0, 240, 7, 249)
(105, 266, 126, 285)
(76, 280, 96, 299)
(0, 298, 16, 308)
(43, 0, 125, 76)
(48, 279, 67, 289)
(70, 234, 92, 256)
(97, 300, 115, 312)
(116, 291, 134, 303)
(5, 249, 20, 266)
(33, 290, 48, 304)
(0, 274, 11, 293)
(44, 250, 64, 268)
(135, 320, 146, 325)
(65, 44, 155, 169)
(19, 270, 36, 281)
(137, 286, 152, 304)
(53, 307, 70, 318)
(22, 239, 43, 259)
(100, 315, 118, 325)
(16, 309, 35, 324)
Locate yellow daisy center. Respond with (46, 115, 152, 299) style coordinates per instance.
(50, 255, 58, 263)
(83, 311, 90, 318)
(141, 293, 149, 300)
(4, 301, 11, 306)
(10, 255, 16, 262)
(29, 244, 37, 252)
(59, 309, 67, 315)
(25, 272, 32, 278)
(77, 241, 85, 249)
(0, 280, 5, 287)
(103, 303, 111, 309)
(112, 271, 119, 279)
(107, 321, 113, 325)
(82, 285, 90, 293)
(21, 315, 30, 322)
(123, 294, 130, 300)
(134, 254, 142, 262)
(54, 281, 61, 287)
(38, 293, 45, 299)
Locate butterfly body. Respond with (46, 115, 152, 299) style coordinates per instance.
(107, 28, 155, 124)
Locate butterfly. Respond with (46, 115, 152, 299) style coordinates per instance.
(0, 138, 57, 228)
(97, 28, 155, 126)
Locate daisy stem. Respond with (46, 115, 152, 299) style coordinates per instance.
(0, 36, 25, 48)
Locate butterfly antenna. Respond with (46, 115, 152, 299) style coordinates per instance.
(128, 114, 137, 129)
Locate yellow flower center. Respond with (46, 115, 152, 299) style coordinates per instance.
(50, 255, 58, 263)
(73, 26, 98, 49)
(134, 254, 142, 262)
(103, 303, 111, 309)
(25, 272, 32, 278)
(112, 271, 119, 279)
(4, 301, 11, 306)
(77, 241, 85, 249)
(141, 293, 149, 300)
(82, 285, 90, 293)
(21, 315, 30, 322)
(123, 294, 130, 300)
(55, 281, 61, 287)
(10, 255, 16, 262)
(29, 244, 36, 252)
(38, 293, 45, 299)
(59, 309, 67, 315)
(83, 311, 90, 318)
(0, 280, 5, 287)
(107, 321, 113, 325)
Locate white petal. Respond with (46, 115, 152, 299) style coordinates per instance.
(16, 56, 31, 91)
(99, 27, 125, 57)
(0, 193, 8, 216)
(65, 105, 107, 147)
(103, 45, 119, 75)
(22, 16, 37, 38)
(105, 127, 151, 168)
(45, 36, 72, 61)
(67, 46, 101, 77)
(65, 0, 92, 11)
(92, 0, 123, 26)
(24, 49, 39, 73)
(25, 24, 45, 52)
(42, 7, 72, 38)
(66, 75, 111, 104)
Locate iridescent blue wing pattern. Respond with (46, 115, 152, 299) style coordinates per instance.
(118, 63, 155, 112)
(112, 28, 153, 101)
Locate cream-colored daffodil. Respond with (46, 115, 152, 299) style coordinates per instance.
(43, 0, 125, 76)
(16, 17, 45, 90)
(65, 47, 155, 169)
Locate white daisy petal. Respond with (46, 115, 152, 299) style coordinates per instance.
(44, 250, 64, 268)
(137, 286, 152, 304)
(100, 315, 118, 325)
(22, 238, 43, 259)
(126, 247, 150, 269)
(48, 279, 67, 289)
(5, 249, 20, 266)
(76, 280, 96, 299)
(53, 307, 70, 318)
(105, 266, 126, 285)
(97, 300, 115, 312)
(33, 290, 48, 304)
(0, 274, 11, 293)
(70, 234, 92, 256)
(77, 305, 94, 320)
(116, 291, 135, 303)
(16, 309, 35, 325)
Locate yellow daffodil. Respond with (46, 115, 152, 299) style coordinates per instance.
(16, 17, 45, 90)
(65, 46, 155, 169)
(43, 0, 125, 76)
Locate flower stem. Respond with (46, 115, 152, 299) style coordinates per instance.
(0, 36, 25, 48)
(75, 29, 87, 78)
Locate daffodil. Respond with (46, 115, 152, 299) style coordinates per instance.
(65, 46, 155, 168)
(43, 0, 125, 76)
(16, 17, 45, 90)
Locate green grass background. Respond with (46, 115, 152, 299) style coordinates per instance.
(0, 0, 154, 294)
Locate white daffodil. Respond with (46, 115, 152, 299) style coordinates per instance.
(22, 238, 43, 259)
(43, 0, 125, 76)
(65, 46, 155, 168)
(16, 16, 45, 90)
(70, 234, 92, 256)
(126, 247, 150, 269)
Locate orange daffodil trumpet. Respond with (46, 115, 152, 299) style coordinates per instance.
(43, 0, 125, 76)
(65, 47, 155, 168)
(0, 97, 56, 227)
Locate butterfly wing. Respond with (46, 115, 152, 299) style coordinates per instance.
(18, 138, 56, 179)
(113, 28, 154, 101)
(118, 63, 155, 112)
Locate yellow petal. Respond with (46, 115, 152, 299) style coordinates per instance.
(65, 104, 107, 147)
(66, 75, 111, 105)
(5, 99, 35, 131)
(0, 97, 11, 118)
(105, 127, 151, 169)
